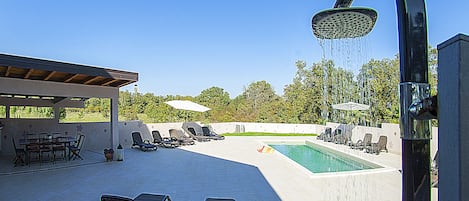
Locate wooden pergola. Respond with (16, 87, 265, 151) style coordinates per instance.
(0, 53, 138, 149)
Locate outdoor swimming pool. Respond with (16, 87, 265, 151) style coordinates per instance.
(269, 142, 381, 173)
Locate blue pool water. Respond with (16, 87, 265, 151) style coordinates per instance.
(269, 143, 379, 173)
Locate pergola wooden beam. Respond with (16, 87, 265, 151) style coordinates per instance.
(24, 69, 34, 79)
(64, 74, 80, 83)
(102, 79, 118, 86)
(84, 76, 101, 85)
(44, 71, 56, 81)
(5, 66, 11, 77)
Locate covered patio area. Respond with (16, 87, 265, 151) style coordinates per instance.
(0, 53, 138, 158)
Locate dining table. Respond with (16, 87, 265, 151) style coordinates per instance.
(19, 136, 77, 163)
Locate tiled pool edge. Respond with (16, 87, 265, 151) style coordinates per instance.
(259, 139, 398, 179)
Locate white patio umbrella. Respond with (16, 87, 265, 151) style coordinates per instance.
(332, 102, 370, 111)
(332, 101, 370, 127)
(164, 100, 211, 112)
(331, 102, 370, 140)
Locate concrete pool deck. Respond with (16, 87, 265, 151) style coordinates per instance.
(0, 136, 437, 201)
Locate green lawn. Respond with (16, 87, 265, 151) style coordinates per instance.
(60, 112, 110, 122)
(222, 132, 317, 136)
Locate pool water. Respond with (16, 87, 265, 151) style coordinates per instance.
(269, 143, 378, 173)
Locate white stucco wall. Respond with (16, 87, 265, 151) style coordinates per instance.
(208, 122, 319, 135)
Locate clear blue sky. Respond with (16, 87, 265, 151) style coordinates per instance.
(1, 0, 468, 98)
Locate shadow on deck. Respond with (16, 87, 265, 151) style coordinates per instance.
(0, 147, 281, 201)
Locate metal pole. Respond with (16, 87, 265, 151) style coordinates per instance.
(396, 0, 431, 200)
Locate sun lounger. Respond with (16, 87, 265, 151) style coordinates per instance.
(317, 127, 331, 141)
(101, 194, 133, 201)
(131, 131, 157, 151)
(101, 193, 171, 201)
(201, 126, 225, 140)
(365, 135, 388, 154)
(326, 128, 342, 143)
(169, 129, 195, 145)
(333, 129, 349, 144)
(205, 198, 235, 201)
(134, 193, 172, 201)
(187, 127, 211, 142)
(182, 122, 211, 142)
(152, 130, 179, 148)
(350, 133, 372, 150)
(323, 128, 337, 142)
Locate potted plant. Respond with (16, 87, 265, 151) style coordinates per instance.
(104, 148, 114, 161)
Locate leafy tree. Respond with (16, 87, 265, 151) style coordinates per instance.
(0, 105, 6, 117)
(228, 95, 255, 122)
(196, 86, 231, 122)
(238, 80, 280, 122)
(283, 60, 328, 124)
(428, 46, 438, 96)
(144, 100, 172, 123)
(358, 57, 400, 125)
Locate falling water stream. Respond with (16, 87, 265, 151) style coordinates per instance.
(317, 36, 377, 201)
(318, 36, 372, 125)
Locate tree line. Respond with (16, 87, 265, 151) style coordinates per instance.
(69, 47, 438, 126)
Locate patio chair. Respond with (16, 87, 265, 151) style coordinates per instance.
(12, 137, 26, 166)
(350, 133, 372, 150)
(38, 132, 53, 162)
(152, 130, 179, 148)
(68, 134, 85, 160)
(52, 132, 66, 162)
(24, 133, 41, 165)
(202, 126, 225, 140)
(365, 135, 388, 155)
(23, 133, 52, 164)
(132, 131, 157, 151)
(169, 129, 195, 145)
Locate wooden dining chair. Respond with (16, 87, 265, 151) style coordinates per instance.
(38, 132, 53, 162)
(25, 133, 41, 165)
(68, 134, 85, 160)
(12, 137, 26, 166)
(51, 132, 66, 162)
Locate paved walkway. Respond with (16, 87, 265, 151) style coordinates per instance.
(0, 136, 437, 201)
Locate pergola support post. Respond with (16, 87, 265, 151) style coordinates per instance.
(54, 106, 61, 123)
(110, 96, 119, 149)
(438, 34, 469, 201)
